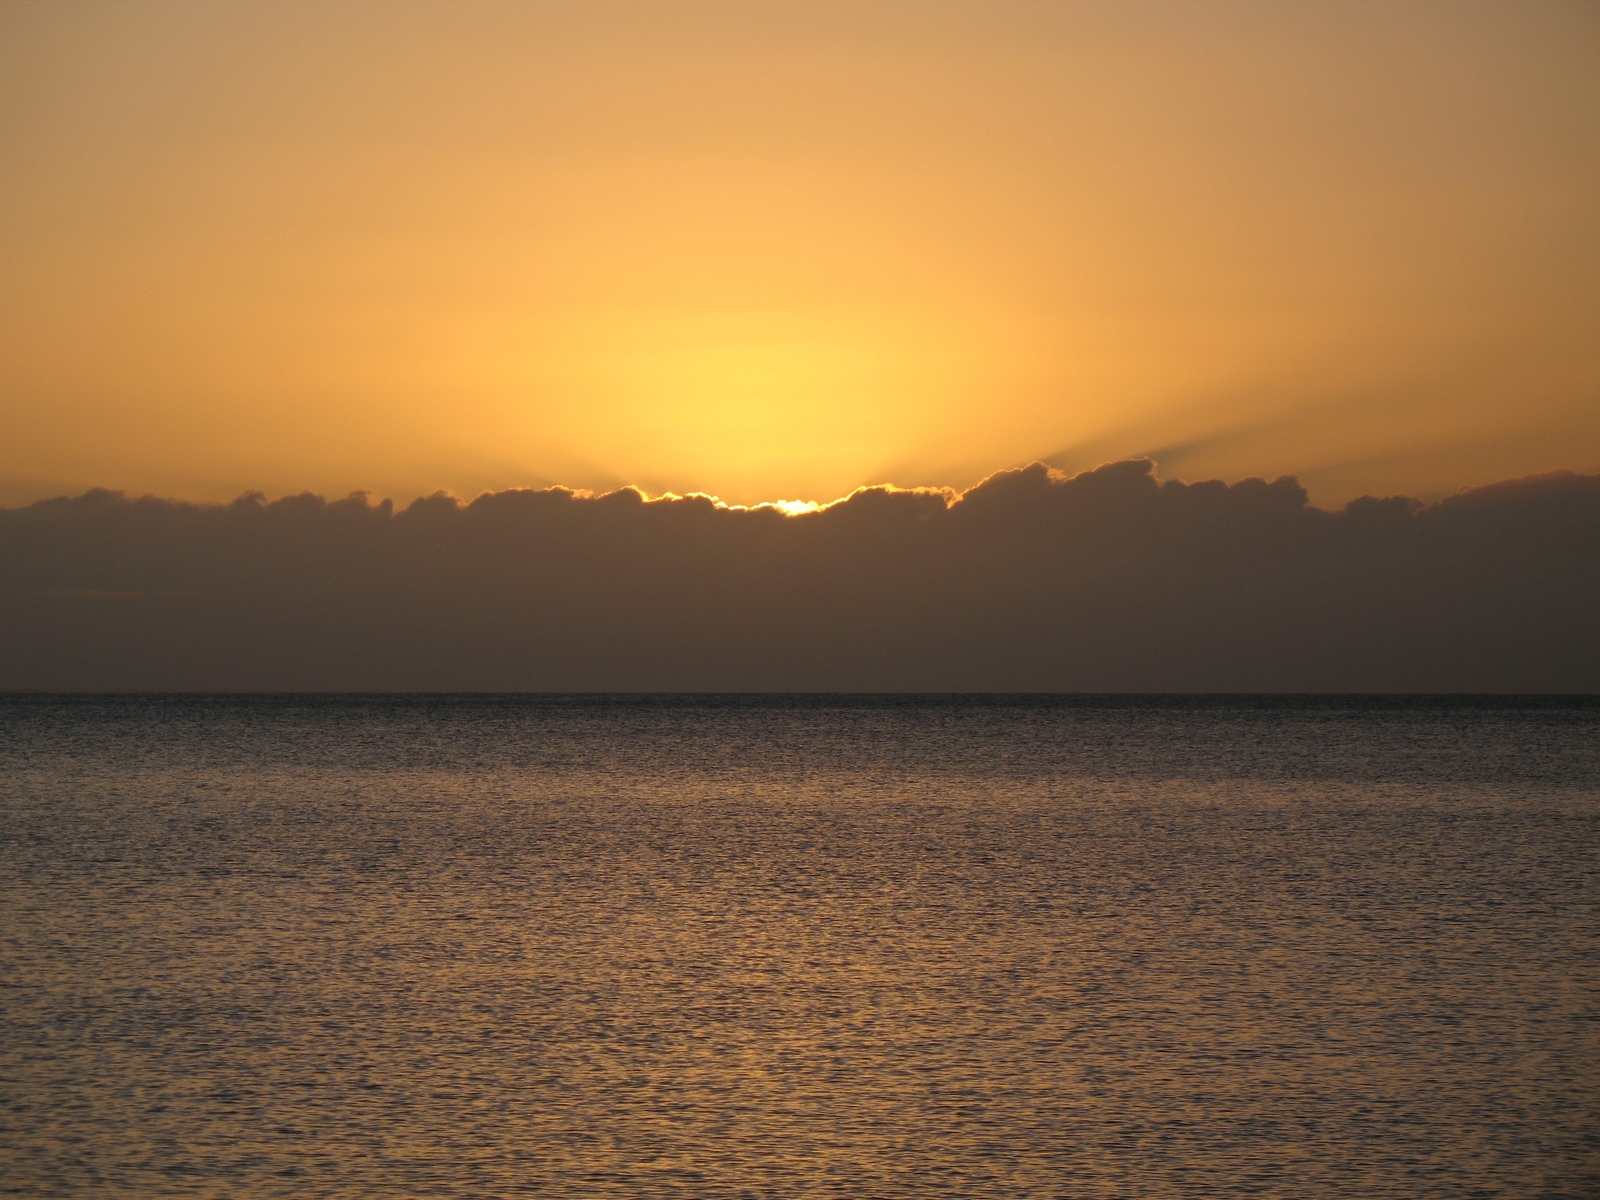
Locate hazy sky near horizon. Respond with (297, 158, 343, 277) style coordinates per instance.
(2, 0, 1596, 507)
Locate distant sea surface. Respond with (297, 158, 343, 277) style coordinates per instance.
(2, 695, 1597, 1199)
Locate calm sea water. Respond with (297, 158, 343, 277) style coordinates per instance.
(2, 696, 1596, 1199)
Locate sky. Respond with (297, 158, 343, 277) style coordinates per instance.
(2, 0, 1597, 508)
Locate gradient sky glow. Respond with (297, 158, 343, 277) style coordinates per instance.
(2, 0, 1596, 506)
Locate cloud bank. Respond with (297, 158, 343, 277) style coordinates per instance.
(1, 461, 1595, 692)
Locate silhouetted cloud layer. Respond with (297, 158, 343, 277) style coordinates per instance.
(2, 461, 1595, 691)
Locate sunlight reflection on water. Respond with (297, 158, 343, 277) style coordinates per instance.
(2, 696, 1596, 1197)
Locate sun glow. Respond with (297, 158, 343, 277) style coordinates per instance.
(761, 498, 823, 517)
(507, 306, 993, 505)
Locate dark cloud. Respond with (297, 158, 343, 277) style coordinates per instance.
(1, 461, 1595, 691)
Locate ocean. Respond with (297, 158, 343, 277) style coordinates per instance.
(2, 695, 1596, 1198)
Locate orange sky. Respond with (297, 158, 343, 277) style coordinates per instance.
(1, 1, 1596, 507)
